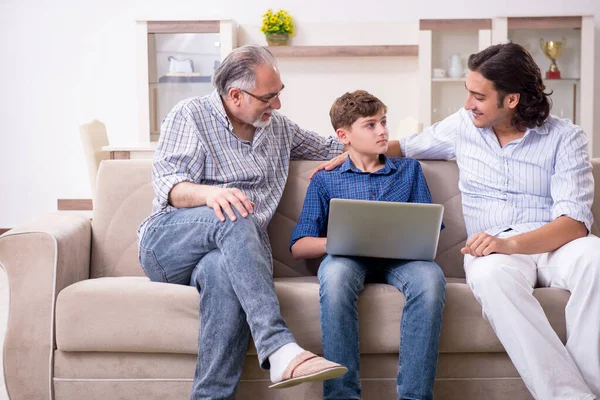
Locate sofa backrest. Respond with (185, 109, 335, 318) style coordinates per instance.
(90, 159, 600, 280)
(91, 160, 153, 278)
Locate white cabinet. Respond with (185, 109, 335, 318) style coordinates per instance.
(494, 16, 595, 152)
(418, 19, 492, 127)
(136, 20, 237, 142)
(418, 16, 595, 154)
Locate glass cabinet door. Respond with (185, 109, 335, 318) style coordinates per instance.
(138, 20, 237, 142)
(148, 31, 220, 141)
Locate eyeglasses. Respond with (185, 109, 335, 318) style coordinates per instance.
(239, 85, 285, 105)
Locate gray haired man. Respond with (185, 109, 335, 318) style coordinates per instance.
(137, 44, 347, 399)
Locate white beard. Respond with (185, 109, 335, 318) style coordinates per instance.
(252, 112, 273, 129)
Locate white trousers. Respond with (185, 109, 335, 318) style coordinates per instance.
(464, 232, 600, 400)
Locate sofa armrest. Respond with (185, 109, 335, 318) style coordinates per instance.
(0, 213, 91, 400)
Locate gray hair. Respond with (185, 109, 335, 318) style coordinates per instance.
(213, 44, 279, 97)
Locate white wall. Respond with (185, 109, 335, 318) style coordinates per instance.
(1, 0, 599, 229)
(238, 22, 420, 139)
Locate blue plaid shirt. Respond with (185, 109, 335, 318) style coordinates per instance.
(290, 155, 441, 248)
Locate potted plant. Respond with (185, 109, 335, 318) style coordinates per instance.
(261, 9, 295, 46)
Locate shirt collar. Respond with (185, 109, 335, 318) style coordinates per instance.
(483, 120, 550, 145)
(340, 154, 397, 174)
(526, 122, 550, 136)
(206, 90, 234, 132)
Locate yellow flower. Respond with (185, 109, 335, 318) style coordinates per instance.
(260, 9, 295, 35)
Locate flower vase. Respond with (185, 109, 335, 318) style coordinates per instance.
(266, 33, 290, 46)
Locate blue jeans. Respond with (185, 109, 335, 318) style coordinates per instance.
(318, 254, 446, 400)
(138, 206, 296, 400)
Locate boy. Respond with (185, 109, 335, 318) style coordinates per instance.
(290, 90, 446, 400)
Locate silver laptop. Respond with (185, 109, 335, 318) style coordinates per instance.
(325, 199, 444, 260)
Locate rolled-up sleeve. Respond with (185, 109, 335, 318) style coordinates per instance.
(152, 104, 205, 210)
(290, 175, 330, 249)
(286, 116, 344, 160)
(551, 127, 594, 232)
(400, 110, 462, 160)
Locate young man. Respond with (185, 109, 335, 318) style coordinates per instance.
(290, 90, 446, 400)
(316, 44, 600, 400)
(137, 44, 347, 399)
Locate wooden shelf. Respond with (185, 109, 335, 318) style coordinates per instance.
(420, 19, 492, 31)
(543, 78, 580, 82)
(147, 20, 220, 34)
(507, 16, 582, 30)
(57, 199, 93, 211)
(265, 45, 418, 58)
(432, 78, 466, 82)
(431, 78, 579, 83)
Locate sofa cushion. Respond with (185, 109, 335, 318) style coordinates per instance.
(55, 276, 569, 355)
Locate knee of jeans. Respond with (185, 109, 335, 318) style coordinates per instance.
(318, 258, 363, 299)
(407, 265, 445, 305)
(424, 267, 446, 296)
(139, 246, 168, 283)
(222, 209, 261, 236)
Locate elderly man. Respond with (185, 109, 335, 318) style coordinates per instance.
(137, 44, 348, 399)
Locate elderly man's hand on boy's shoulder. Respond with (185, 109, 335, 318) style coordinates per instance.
(309, 152, 348, 179)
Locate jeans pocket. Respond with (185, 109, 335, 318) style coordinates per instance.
(139, 246, 168, 283)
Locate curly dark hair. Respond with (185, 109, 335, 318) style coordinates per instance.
(330, 90, 387, 130)
(467, 42, 552, 130)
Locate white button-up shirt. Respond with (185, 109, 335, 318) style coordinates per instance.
(400, 108, 594, 238)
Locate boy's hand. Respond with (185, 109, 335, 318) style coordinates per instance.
(461, 232, 518, 257)
(205, 187, 255, 222)
(309, 152, 348, 179)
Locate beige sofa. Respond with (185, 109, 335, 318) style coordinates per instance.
(3, 158, 600, 400)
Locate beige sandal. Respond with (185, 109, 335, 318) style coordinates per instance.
(269, 351, 348, 389)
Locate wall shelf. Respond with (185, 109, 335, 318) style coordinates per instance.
(507, 16, 582, 30)
(420, 19, 492, 31)
(432, 78, 466, 82)
(543, 78, 580, 82)
(433, 77, 580, 83)
(265, 45, 418, 58)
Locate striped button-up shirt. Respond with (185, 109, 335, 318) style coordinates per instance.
(290, 155, 440, 248)
(400, 108, 594, 238)
(138, 90, 344, 243)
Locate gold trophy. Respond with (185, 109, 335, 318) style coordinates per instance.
(539, 38, 566, 79)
